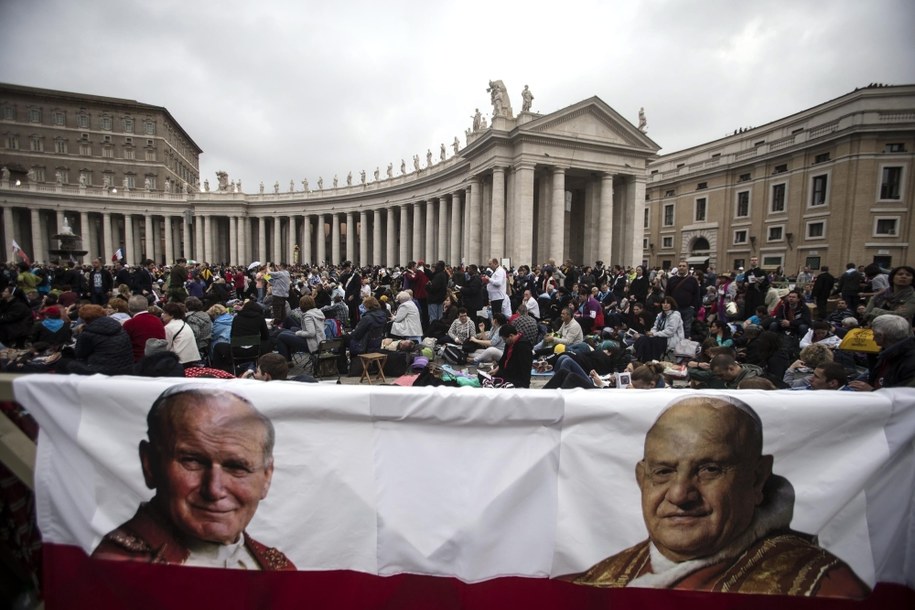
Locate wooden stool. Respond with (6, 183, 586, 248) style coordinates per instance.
(358, 353, 387, 385)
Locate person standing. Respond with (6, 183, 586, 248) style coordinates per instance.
(835, 263, 864, 309)
(666, 261, 701, 331)
(810, 266, 835, 320)
(742, 257, 770, 320)
(484, 258, 508, 318)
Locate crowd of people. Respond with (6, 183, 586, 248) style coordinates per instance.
(0, 253, 912, 391)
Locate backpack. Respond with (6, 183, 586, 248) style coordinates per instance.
(442, 343, 466, 365)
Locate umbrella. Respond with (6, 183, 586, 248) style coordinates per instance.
(248, 261, 263, 271)
(186, 259, 198, 265)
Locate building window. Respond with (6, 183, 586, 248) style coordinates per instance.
(810, 174, 828, 206)
(123, 147, 135, 160)
(642, 238, 649, 250)
(734, 230, 748, 245)
(697, 182, 707, 190)
(806, 220, 826, 239)
(664, 189, 675, 197)
(101, 115, 112, 130)
(54, 138, 68, 154)
(29, 136, 44, 152)
(762, 255, 783, 268)
(125, 174, 136, 189)
(695, 197, 707, 222)
(736, 191, 750, 217)
(124, 118, 134, 133)
(55, 169, 69, 184)
(78, 114, 89, 129)
(80, 142, 91, 156)
(643, 207, 649, 229)
(767, 226, 783, 242)
(1, 106, 13, 120)
(145, 175, 157, 190)
(144, 120, 155, 135)
(879, 166, 903, 200)
(885, 143, 906, 153)
(814, 152, 830, 164)
(101, 146, 114, 159)
(145, 148, 156, 161)
(102, 135, 111, 143)
(738, 173, 751, 182)
(661, 236, 673, 249)
(6, 134, 19, 149)
(771, 182, 786, 213)
(53, 111, 65, 126)
(31, 167, 45, 182)
(663, 204, 674, 226)
(28, 108, 41, 123)
(874, 217, 898, 236)
(773, 163, 788, 174)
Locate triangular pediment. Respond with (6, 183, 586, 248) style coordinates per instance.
(524, 97, 660, 151)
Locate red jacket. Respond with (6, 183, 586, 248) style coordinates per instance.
(123, 312, 166, 362)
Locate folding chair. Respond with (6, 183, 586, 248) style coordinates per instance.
(313, 337, 346, 378)
(230, 335, 261, 376)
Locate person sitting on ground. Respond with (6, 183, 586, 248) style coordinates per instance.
(583, 362, 667, 389)
(848, 314, 915, 390)
(535, 306, 584, 355)
(768, 290, 812, 338)
(736, 376, 778, 389)
(799, 320, 841, 349)
(863, 265, 915, 326)
(810, 361, 852, 390)
(826, 298, 855, 329)
(275, 295, 325, 362)
(446, 307, 476, 346)
(467, 313, 506, 364)
(59, 304, 134, 375)
(0, 286, 34, 348)
(29, 305, 71, 349)
(632, 297, 684, 363)
(389, 290, 422, 341)
(783, 343, 834, 388)
(184, 297, 213, 358)
(489, 323, 533, 388)
(692, 352, 762, 390)
(543, 342, 631, 389)
(106, 297, 132, 324)
(162, 302, 201, 368)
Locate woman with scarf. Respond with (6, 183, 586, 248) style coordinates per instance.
(864, 266, 915, 326)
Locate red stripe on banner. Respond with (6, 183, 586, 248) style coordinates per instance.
(44, 544, 914, 610)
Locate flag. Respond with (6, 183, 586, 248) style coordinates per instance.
(111, 248, 123, 263)
(11, 240, 30, 265)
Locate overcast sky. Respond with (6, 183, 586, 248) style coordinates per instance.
(2, 0, 913, 192)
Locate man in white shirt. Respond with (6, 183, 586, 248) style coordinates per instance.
(524, 289, 541, 320)
(485, 258, 508, 317)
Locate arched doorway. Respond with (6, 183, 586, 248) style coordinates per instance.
(687, 236, 711, 272)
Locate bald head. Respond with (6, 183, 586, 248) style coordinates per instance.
(647, 395, 763, 461)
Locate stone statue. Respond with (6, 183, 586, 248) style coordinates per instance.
(440, 143, 446, 161)
(56, 170, 63, 184)
(204, 179, 210, 192)
(61, 216, 74, 236)
(373, 167, 380, 181)
(302, 178, 309, 192)
(0, 166, 9, 181)
(413, 155, 420, 171)
(184, 182, 190, 194)
(465, 128, 471, 141)
(217, 171, 229, 191)
(452, 136, 460, 155)
(122, 177, 130, 189)
(401, 159, 406, 175)
(638, 107, 647, 133)
(80, 174, 88, 187)
(233, 181, 239, 194)
(317, 177, 323, 190)
(144, 177, 151, 190)
(288, 180, 294, 192)
(237, 180, 242, 192)
(347, 171, 352, 186)
(260, 181, 265, 194)
(487, 80, 512, 118)
(274, 181, 280, 194)
(481, 116, 488, 129)
(521, 85, 533, 112)
(426, 149, 433, 167)
(387, 163, 393, 178)
(103, 175, 111, 188)
(360, 170, 366, 184)
(471, 108, 481, 131)
(333, 175, 339, 188)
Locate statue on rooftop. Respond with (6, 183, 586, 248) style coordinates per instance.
(487, 80, 512, 118)
(521, 85, 533, 112)
(638, 107, 647, 133)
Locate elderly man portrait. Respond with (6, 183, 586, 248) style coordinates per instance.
(92, 385, 294, 570)
(566, 395, 868, 597)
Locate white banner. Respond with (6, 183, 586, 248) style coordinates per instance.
(13, 375, 915, 588)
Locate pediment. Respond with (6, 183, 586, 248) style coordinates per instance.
(524, 97, 659, 151)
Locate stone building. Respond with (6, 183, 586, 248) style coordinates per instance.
(1, 82, 912, 273)
(644, 84, 915, 273)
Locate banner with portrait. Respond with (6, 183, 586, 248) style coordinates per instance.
(13, 375, 915, 609)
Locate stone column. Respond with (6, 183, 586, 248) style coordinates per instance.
(31, 209, 45, 264)
(163, 216, 174, 265)
(316, 214, 326, 265)
(257, 217, 266, 263)
(2, 207, 14, 262)
(399, 205, 410, 265)
(301, 215, 312, 266)
(550, 167, 566, 263)
(437, 197, 449, 263)
(411, 202, 423, 261)
(360, 210, 370, 265)
(372, 209, 382, 265)
(204, 216, 213, 264)
(490, 167, 506, 259)
(124, 215, 135, 264)
(271, 217, 281, 264)
(599, 174, 614, 265)
(463, 187, 472, 262)
(628, 176, 647, 266)
(229, 216, 238, 265)
(146, 215, 155, 263)
(386, 207, 396, 266)
(238, 217, 248, 264)
(81, 211, 92, 263)
(468, 177, 482, 263)
(450, 193, 462, 264)
(287, 216, 296, 264)
(345, 212, 355, 263)
(101, 212, 113, 263)
(512, 162, 535, 266)
(332, 213, 341, 264)
(425, 200, 436, 263)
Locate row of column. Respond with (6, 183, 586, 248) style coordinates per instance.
(3, 166, 643, 268)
